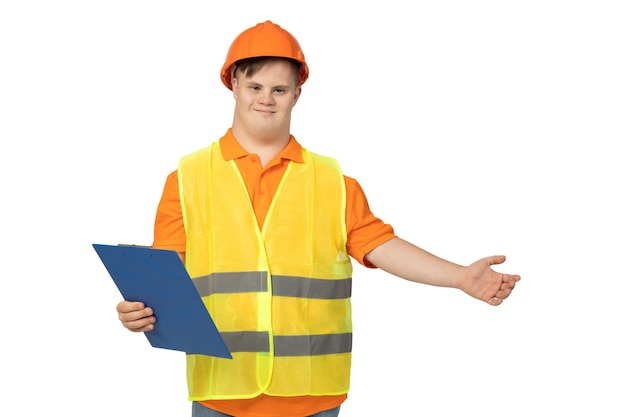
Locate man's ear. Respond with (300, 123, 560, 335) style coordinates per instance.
(231, 77, 238, 98)
(293, 86, 302, 105)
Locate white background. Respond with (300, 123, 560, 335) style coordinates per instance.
(1, 1, 624, 416)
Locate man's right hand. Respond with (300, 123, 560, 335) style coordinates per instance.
(116, 301, 156, 332)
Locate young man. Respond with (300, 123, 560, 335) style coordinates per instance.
(116, 21, 521, 417)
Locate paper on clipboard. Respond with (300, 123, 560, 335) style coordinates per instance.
(93, 243, 232, 359)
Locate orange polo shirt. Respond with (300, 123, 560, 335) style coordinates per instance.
(153, 129, 396, 417)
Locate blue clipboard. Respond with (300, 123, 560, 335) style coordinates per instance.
(93, 243, 232, 359)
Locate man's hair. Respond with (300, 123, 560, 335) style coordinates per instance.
(234, 57, 302, 86)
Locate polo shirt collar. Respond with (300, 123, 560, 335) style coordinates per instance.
(219, 128, 304, 163)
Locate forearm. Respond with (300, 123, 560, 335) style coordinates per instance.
(364, 237, 465, 288)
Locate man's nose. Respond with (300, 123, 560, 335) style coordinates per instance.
(258, 90, 275, 105)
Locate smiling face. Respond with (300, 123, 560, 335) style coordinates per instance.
(230, 58, 302, 144)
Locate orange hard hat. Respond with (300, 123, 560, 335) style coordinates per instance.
(220, 20, 309, 90)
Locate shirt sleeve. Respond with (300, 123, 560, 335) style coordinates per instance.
(344, 176, 397, 267)
(152, 170, 186, 252)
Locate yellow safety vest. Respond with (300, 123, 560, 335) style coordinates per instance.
(178, 141, 353, 400)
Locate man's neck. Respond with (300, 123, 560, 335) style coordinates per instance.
(231, 126, 290, 167)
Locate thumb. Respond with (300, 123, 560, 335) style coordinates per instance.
(485, 255, 506, 267)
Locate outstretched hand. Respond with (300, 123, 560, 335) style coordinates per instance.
(459, 255, 521, 306)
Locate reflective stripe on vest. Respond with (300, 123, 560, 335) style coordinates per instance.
(179, 139, 353, 400)
(219, 332, 352, 356)
(192, 272, 352, 299)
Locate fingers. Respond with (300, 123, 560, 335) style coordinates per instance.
(488, 288, 509, 306)
(487, 273, 521, 306)
(500, 274, 521, 294)
(502, 273, 521, 283)
(123, 319, 155, 332)
(117, 300, 156, 332)
(488, 296, 503, 306)
(116, 300, 145, 313)
(495, 288, 512, 301)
